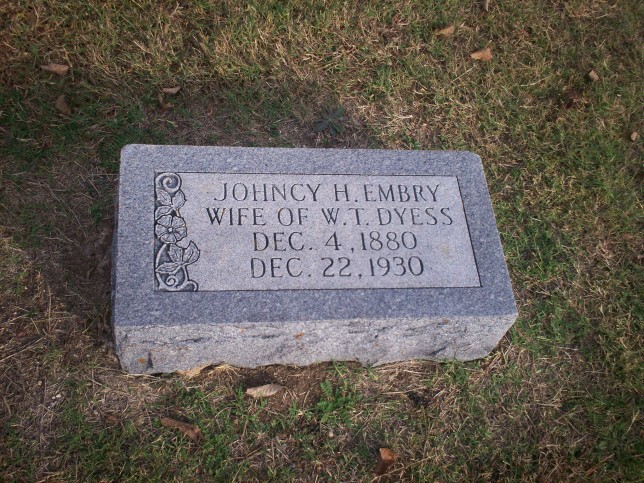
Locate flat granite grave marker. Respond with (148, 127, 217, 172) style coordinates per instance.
(113, 145, 517, 373)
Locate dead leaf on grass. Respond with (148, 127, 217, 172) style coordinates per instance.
(435, 25, 455, 37)
(41, 63, 69, 75)
(246, 384, 285, 398)
(55, 94, 71, 115)
(587, 69, 600, 82)
(470, 47, 493, 61)
(162, 86, 181, 95)
(158, 93, 173, 111)
(178, 365, 208, 378)
(483, 0, 490, 12)
(160, 417, 203, 443)
(374, 447, 397, 476)
(563, 88, 581, 109)
(103, 414, 120, 424)
(630, 131, 638, 142)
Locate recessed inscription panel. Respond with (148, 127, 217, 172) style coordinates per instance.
(154, 172, 480, 291)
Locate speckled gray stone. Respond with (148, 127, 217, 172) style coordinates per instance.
(113, 145, 517, 373)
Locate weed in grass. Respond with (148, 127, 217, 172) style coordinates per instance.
(314, 106, 347, 137)
(315, 379, 361, 426)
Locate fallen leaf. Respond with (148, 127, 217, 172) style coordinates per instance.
(483, 0, 490, 12)
(41, 63, 69, 75)
(294, 332, 305, 340)
(158, 93, 173, 111)
(435, 25, 455, 37)
(162, 86, 181, 95)
(587, 69, 599, 82)
(630, 131, 638, 142)
(374, 447, 397, 476)
(470, 47, 493, 61)
(55, 94, 71, 115)
(160, 417, 203, 443)
(246, 384, 285, 398)
(178, 365, 208, 378)
(563, 88, 581, 109)
(103, 413, 119, 424)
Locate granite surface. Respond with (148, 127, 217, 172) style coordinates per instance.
(113, 145, 517, 373)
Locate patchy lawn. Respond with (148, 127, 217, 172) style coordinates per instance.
(1, 0, 642, 480)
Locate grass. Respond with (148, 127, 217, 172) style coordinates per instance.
(1, 0, 642, 480)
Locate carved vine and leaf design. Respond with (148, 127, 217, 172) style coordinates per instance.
(154, 173, 200, 291)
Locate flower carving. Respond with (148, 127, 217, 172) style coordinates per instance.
(155, 215, 187, 244)
(154, 173, 200, 292)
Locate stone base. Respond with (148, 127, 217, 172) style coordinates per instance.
(115, 315, 516, 374)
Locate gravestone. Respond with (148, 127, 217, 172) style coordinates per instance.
(113, 145, 517, 373)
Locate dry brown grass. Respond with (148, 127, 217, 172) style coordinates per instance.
(1, 0, 642, 480)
